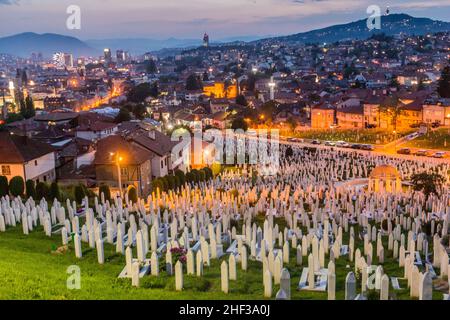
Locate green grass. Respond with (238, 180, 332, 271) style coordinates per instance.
(294, 129, 413, 145)
(0, 217, 444, 300)
(403, 128, 450, 151)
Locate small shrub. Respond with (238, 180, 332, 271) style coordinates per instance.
(0, 175, 9, 197)
(174, 169, 186, 185)
(49, 182, 61, 201)
(36, 182, 49, 200)
(26, 179, 36, 199)
(99, 184, 111, 202)
(128, 186, 138, 204)
(9, 176, 24, 197)
(74, 184, 86, 204)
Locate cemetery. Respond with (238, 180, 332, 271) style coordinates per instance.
(0, 145, 449, 300)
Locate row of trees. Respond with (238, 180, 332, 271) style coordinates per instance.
(151, 168, 213, 192)
(0, 176, 61, 201)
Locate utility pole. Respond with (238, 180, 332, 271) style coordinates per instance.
(110, 152, 123, 197)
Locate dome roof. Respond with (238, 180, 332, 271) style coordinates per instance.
(370, 165, 400, 179)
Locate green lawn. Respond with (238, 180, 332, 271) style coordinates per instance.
(403, 128, 450, 151)
(294, 129, 413, 145)
(0, 217, 444, 300)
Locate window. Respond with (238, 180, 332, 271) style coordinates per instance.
(1, 165, 11, 176)
(34, 160, 38, 166)
(120, 167, 128, 176)
(161, 160, 164, 169)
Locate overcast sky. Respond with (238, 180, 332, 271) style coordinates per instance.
(1, 0, 450, 40)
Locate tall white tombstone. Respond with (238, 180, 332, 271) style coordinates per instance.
(241, 246, 248, 271)
(264, 270, 272, 298)
(74, 233, 82, 258)
(221, 261, 229, 294)
(328, 271, 336, 300)
(175, 261, 183, 291)
(345, 272, 356, 300)
(419, 271, 433, 300)
(229, 254, 237, 281)
(151, 251, 159, 276)
(196, 251, 203, 277)
(131, 262, 140, 287)
(280, 268, 291, 300)
(380, 274, 389, 300)
(96, 239, 104, 264)
(186, 249, 195, 275)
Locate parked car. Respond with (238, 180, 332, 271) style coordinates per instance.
(397, 148, 411, 155)
(431, 121, 441, 128)
(351, 144, 363, 149)
(335, 140, 350, 148)
(410, 122, 426, 128)
(433, 151, 447, 158)
(415, 150, 431, 157)
(325, 141, 336, 146)
(290, 138, 304, 143)
(361, 144, 374, 151)
(311, 139, 321, 145)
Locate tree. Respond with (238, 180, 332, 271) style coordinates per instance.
(128, 186, 138, 204)
(99, 184, 111, 202)
(236, 94, 248, 107)
(115, 107, 131, 123)
(25, 179, 36, 199)
(286, 117, 297, 132)
(74, 184, 86, 204)
(36, 182, 49, 200)
(185, 171, 194, 184)
(175, 169, 186, 186)
(186, 74, 202, 90)
(9, 176, 24, 197)
(49, 182, 61, 201)
(127, 83, 153, 103)
(132, 104, 147, 120)
(411, 172, 445, 200)
(379, 96, 403, 131)
(149, 82, 159, 98)
(0, 176, 8, 197)
(231, 118, 248, 132)
(152, 178, 164, 192)
(167, 175, 175, 190)
(438, 63, 450, 98)
(25, 96, 35, 118)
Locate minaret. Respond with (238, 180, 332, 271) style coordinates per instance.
(268, 76, 275, 101)
(203, 33, 209, 47)
(173, 91, 178, 105)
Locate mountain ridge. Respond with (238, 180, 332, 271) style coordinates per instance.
(1, 14, 449, 57)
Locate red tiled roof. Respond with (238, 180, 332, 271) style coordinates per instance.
(0, 132, 54, 163)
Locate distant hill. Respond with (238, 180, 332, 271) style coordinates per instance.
(1, 14, 449, 58)
(0, 32, 98, 58)
(258, 14, 450, 44)
(85, 38, 203, 55)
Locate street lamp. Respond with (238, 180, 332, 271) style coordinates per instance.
(110, 152, 123, 196)
(393, 130, 397, 152)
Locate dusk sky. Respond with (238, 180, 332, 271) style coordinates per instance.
(1, 0, 450, 40)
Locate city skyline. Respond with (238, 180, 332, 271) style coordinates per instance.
(1, 0, 450, 40)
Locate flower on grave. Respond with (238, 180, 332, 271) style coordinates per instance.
(171, 247, 187, 265)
